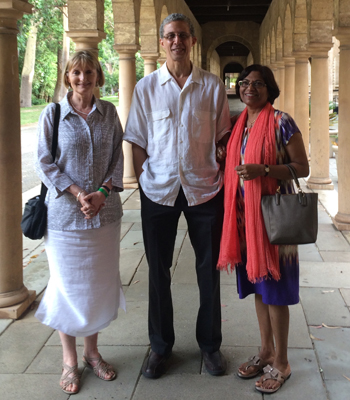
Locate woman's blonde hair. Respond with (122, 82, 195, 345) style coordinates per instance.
(63, 50, 105, 89)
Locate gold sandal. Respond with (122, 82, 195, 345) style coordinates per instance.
(82, 353, 116, 381)
(60, 363, 80, 394)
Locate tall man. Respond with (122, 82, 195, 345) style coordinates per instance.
(124, 13, 231, 379)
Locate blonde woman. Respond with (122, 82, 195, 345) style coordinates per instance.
(35, 50, 125, 394)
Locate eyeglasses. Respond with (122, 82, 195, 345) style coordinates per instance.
(163, 32, 191, 41)
(238, 80, 267, 89)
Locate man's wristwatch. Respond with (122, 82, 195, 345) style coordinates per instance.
(264, 164, 270, 177)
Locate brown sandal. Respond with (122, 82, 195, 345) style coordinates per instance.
(255, 364, 291, 394)
(60, 363, 80, 394)
(83, 353, 116, 381)
(237, 355, 268, 379)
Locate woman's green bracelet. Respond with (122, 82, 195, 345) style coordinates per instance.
(98, 187, 109, 198)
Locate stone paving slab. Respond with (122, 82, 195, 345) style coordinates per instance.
(121, 221, 133, 240)
(326, 379, 350, 400)
(74, 345, 146, 400)
(122, 210, 142, 223)
(133, 373, 262, 400)
(340, 288, 350, 307)
(299, 261, 350, 288)
(0, 319, 11, 335)
(298, 243, 324, 262)
(320, 251, 350, 262)
(0, 374, 69, 400)
(23, 250, 49, 296)
(316, 228, 350, 252)
(120, 228, 186, 250)
(300, 287, 350, 327)
(120, 248, 145, 285)
(310, 326, 350, 380)
(0, 322, 54, 373)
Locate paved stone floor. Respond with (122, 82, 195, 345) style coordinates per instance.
(1, 157, 350, 400)
(1, 97, 349, 399)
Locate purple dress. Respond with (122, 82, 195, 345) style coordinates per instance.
(235, 110, 300, 306)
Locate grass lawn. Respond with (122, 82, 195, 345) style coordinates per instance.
(20, 95, 119, 126)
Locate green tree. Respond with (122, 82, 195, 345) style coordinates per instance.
(18, 0, 67, 105)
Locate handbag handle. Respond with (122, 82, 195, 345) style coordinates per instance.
(285, 164, 301, 192)
(285, 163, 307, 205)
(39, 103, 60, 202)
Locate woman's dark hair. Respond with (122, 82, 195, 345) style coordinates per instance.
(235, 64, 280, 105)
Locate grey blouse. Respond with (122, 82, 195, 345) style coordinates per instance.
(35, 93, 124, 231)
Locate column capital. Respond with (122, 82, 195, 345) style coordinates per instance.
(333, 27, 350, 48)
(67, 29, 106, 50)
(140, 52, 160, 61)
(308, 42, 333, 57)
(292, 51, 310, 61)
(283, 56, 295, 66)
(114, 44, 140, 56)
(0, 0, 32, 31)
(276, 61, 285, 69)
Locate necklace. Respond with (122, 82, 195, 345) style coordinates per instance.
(247, 117, 258, 129)
(69, 98, 91, 116)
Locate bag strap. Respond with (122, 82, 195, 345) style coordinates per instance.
(39, 103, 60, 201)
(285, 163, 307, 199)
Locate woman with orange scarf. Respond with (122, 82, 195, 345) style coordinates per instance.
(218, 65, 309, 394)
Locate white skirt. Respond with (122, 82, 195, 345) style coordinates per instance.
(35, 220, 126, 337)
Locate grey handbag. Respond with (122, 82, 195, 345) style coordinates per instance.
(261, 164, 318, 245)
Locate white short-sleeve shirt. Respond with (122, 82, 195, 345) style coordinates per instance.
(124, 63, 231, 206)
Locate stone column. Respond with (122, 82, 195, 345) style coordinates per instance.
(283, 57, 296, 117)
(67, 30, 106, 98)
(141, 52, 159, 76)
(115, 45, 139, 185)
(276, 61, 285, 112)
(307, 45, 333, 190)
(270, 63, 279, 109)
(333, 29, 350, 229)
(293, 52, 310, 155)
(0, 1, 36, 318)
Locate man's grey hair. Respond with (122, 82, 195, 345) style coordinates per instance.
(159, 13, 195, 38)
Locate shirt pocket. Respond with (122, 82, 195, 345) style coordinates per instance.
(191, 110, 216, 143)
(147, 109, 171, 141)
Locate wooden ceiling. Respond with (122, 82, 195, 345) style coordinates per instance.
(184, 0, 273, 56)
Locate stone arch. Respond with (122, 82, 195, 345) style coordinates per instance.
(276, 17, 283, 61)
(270, 28, 276, 63)
(140, 0, 158, 53)
(283, 3, 293, 57)
(294, 0, 308, 51)
(206, 34, 255, 73)
(266, 33, 271, 65)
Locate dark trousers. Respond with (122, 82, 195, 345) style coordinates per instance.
(140, 186, 224, 355)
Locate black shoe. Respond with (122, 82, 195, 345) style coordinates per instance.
(142, 350, 171, 379)
(202, 350, 227, 376)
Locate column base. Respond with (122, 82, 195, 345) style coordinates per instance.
(333, 212, 350, 231)
(307, 177, 334, 190)
(0, 290, 36, 319)
(124, 182, 139, 189)
(123, 176, 138, 186)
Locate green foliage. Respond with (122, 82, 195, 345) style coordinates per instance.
(18, 0, 66, 102)
(18, 0, 145, 103)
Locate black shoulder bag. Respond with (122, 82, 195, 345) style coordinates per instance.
(261, 164, 318, 245)
(21, 103, 60, 240)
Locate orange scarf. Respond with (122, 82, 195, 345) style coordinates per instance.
(217, 102, 280, 282)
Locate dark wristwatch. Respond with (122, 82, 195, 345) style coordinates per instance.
(264, 164, 270, 177)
